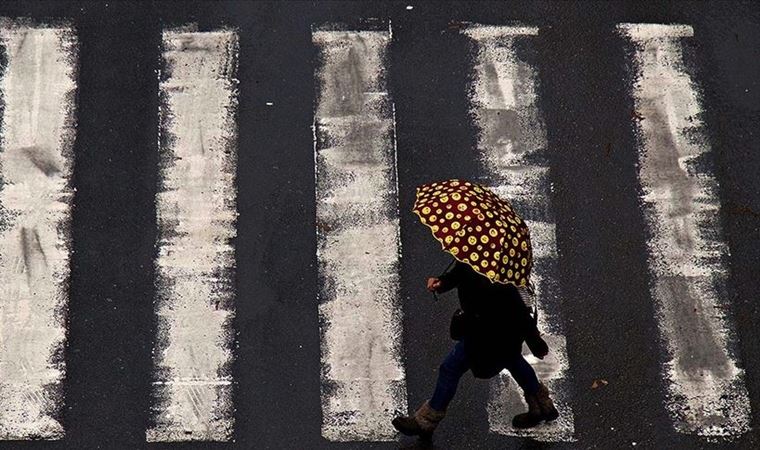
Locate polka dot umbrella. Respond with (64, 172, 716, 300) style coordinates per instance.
(412, 179, 532, 287)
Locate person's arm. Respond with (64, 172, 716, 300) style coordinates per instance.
(432, 261, 465, 293)
(516, 289, 549, 359)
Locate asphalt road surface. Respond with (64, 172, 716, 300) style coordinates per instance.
(0, 1, 758, 449)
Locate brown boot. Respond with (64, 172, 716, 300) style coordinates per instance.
(511, 390, 542, 428)
(392, 400, 446, 440)
(536, 382, 559, 421)
(512, 382, 558, 428)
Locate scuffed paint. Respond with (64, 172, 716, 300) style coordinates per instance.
(619, 23, 750, 439)
(0, 23, 77, 440)
(463, 24, 575, 442)
(147, 28, 238, 442)
(313, 23, 407, 441)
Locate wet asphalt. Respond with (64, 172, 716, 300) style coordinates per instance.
(0, 1, 758, 449)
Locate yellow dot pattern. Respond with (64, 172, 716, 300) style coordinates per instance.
(412, 179, 532, 287)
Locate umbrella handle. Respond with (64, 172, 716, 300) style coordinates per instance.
(432, 260, 456, 302)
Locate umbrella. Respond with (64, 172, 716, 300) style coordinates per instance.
(413, 179, 532, 287)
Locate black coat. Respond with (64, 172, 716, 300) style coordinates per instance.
(437, 261, 533, 379)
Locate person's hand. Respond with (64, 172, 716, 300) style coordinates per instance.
(427, 277, 442, 292)
(525, 330, 549, 359)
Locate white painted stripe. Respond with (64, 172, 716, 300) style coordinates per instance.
(619, 23, 694, 39)
(619, 23, 751, 439)
(463, 24, 575, 442)
(152, 380, 233, 387)
(0, 23, 77, 440)
(313, 24, 407, 441)
(147, 28, 238, 442)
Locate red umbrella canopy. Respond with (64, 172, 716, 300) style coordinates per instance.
(412, 179, 532, 287)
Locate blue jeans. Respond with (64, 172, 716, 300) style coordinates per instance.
(429, 340, 540, 411)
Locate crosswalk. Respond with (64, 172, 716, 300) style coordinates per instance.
(619, 23, 750, 438)
(462, 24, 575, 442)
(0, 18, 752, 445)
(313, 23, 407, 441)
(0, 24, 77, 440)
(147, 28, 239, 442)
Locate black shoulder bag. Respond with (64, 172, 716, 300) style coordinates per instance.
(449, 308, 469, 341)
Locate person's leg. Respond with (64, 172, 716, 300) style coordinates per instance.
(392, 341, 469, 438)
(504, 353, 540, 395)
(429, 340, 470, 411)
(506, 353, 559, 428)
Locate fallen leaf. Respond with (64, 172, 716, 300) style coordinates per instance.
(448, 21, 467, 30)
(591, 378, 609, 389)
(728, 204, 760, 218)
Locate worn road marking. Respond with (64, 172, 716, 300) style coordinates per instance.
(147, 28, 238, 442)
(619, 23, 751, 439)
(0, 22, 77, 440)
(463, 24, 575, 442)
(313, 22, 407, 441)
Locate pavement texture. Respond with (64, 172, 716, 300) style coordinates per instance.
(0, 1, 757, 449)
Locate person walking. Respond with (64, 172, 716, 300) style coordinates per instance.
(392, 179, 559, 440)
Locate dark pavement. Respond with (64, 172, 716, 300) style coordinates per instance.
(0, 1, 758, 449)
